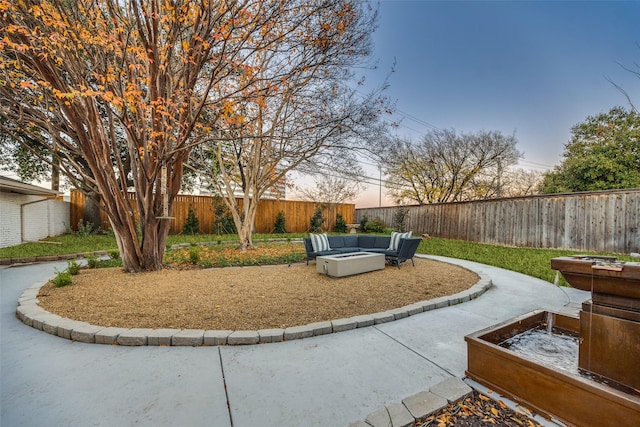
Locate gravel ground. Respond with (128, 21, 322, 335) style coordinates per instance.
(37, 258, 478, 330)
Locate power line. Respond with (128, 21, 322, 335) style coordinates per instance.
(394, 107, 441, 131)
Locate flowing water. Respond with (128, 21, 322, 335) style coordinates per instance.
(499, 327, 580, 375)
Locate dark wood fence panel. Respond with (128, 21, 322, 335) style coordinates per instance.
(70, 190, 355, 234)
(356, 189, 640, 254)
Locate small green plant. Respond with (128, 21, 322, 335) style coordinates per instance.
(66, 259, 80, 275)
(392, 206, 410, 232)
(183, 205, 200, 235)
(85, 254, 100, 269)
(359, 215, 368, 232)
(76, 220, 96, 236)
(309, 207, 325, 233)
(273, 211, 287, 233)
(367, 217, 386, 233)
(212, 197, 236, 234)
(52, 268, 73, 287)
(108, 250, 120, 260)
(334, 213, 347, 233)
(189, 246, 201, 264)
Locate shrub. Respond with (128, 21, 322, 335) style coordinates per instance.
(108, 250, 120, 260)
(52, 269, 72, 287)
(76, 220, 96, 236)
(189, 246, 200, 265)
(66, 259, 80, 276)
(85, 254, 100, 269)
(392, 206, 410, 232)
(334, 213, 347, 233)
(212, 198, 236, 234)
(309, 207, 325, 233)
(367, 217, 386, 233)
(359, 215, 368, 232)
(273, 211, 287, 233)
(183, 206, 200, 235)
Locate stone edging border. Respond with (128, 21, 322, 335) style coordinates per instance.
(15, 255, 492, 346)
(347, 377, 474, 427)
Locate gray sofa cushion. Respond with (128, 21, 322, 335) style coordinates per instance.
(343, 235, 359, 247)
(373, 236, 390, 248)
(357, 235, 376, 248)
(327, 236, 345, 248)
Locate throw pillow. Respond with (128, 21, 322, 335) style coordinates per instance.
(388, 231, 412, 251)
(310, 233, 331, 252)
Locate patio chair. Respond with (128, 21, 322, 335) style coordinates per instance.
(385, 237, 422, 269)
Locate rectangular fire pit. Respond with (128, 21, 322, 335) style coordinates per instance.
(316, 252, 385, 277)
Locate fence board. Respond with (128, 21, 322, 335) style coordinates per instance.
(357, 189, 640, 254)
(70, 190, 355, 235)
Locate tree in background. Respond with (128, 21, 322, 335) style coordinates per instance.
(212, 197, 236, 235)
(182, 206, 200, 235)
(467, 167, 544, 199)
(334, 213, 347, 233)
(382, 130, 521, 204)
(392, 206, 410, 232)
(309, 207, 325, 233)
(273, 211, 287, 234)
(297, 171, 364, 231)
(538, 107, 640, 194)
(0, 131, 54, 186)
(192, 0, 386, 250)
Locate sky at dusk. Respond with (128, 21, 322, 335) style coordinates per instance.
(7, 1, 639, 210)
(349, 0, 640, 207)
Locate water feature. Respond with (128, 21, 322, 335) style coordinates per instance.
(545, 310, 553, 333)
(500, 327, 579, 375)
(465, 255, 640, 427)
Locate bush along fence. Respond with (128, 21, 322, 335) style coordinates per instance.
(357, 189, 640, 254)
(70, 190, 355, 235)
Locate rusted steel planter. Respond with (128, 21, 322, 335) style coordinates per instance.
(465, 310, 640, 427)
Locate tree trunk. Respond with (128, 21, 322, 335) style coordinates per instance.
(108, 199, 172, 273)
(110, 217, 144, 273)
(237, 221, 254, 251)
(228, 192, 260, 251)
(140, 217, 169, 271)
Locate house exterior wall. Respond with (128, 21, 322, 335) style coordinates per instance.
(0, 193, 39, 248)
(22, 199, 49, 242)
(47, 199, 70, 237)
(0, 194, 70, 248)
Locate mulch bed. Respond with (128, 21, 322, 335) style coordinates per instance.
(419, 391, 543, 426)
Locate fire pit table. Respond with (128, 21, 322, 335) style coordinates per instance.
(316, 252, 385, 278)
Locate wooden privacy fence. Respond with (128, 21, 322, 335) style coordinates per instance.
(357, 189, 640, 254)
(70, 190, 355, 234)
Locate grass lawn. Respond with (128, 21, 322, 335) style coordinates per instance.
(0, 232, 633, 286)
(421, 238, 634, 287)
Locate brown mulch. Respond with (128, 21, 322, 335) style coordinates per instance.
(37, 258, 478, 330)
(419, 391, 543, 427)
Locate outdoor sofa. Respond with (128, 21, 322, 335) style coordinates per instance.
(303, 233, 422, 268)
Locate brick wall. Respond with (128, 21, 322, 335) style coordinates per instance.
(0, 194, 70, 248)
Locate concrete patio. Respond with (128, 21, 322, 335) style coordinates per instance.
(0, 256, 589, 426)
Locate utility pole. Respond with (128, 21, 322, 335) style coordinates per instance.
(378, 164, 382, 207)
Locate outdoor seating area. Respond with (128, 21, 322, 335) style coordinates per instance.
(304, 232, 422, 269)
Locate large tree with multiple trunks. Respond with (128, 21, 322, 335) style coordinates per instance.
(0, 0, 384, 270)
